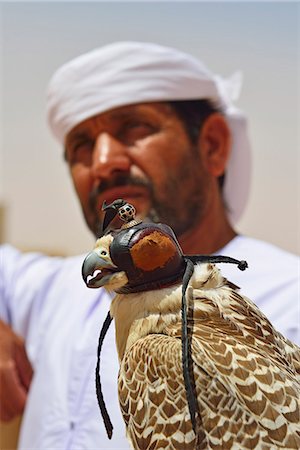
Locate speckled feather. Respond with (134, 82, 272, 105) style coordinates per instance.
(113, 264, 300, 450)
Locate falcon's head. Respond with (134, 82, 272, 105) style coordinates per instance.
(82, 199, 185, 293)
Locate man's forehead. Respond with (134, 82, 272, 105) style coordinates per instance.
(106, 102, 172, 118)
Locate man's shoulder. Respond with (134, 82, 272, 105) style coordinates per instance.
(219, 235, 299, 297)
(224, 235, 299, 268)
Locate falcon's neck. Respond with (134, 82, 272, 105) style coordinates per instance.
(110, 284, 182, 361)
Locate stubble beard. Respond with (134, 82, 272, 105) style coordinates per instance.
(147, 163, 211, 238)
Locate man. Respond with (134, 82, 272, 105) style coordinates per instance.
(0, 42, 299, 449)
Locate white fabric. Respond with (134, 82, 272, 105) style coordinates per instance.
(46, 41, 251, 224)
(0, 237, 299, 449)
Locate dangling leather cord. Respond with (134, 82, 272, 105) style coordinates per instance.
(95, 311, 113, 439)
(181, 258, 199, 433)
(186, 255, 248, 271)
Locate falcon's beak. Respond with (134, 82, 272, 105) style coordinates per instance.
(82, 251, 119, 289)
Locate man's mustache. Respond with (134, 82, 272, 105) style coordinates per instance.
(89, 175, 153, 212)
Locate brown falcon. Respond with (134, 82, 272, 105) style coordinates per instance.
(82, 200, 300, 450)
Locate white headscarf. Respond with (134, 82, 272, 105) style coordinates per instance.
(47, 41, 251, 223)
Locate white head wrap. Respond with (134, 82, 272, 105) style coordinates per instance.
(47, 41, 251, 223)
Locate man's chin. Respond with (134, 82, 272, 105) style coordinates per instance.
(142, 208, 161, 224)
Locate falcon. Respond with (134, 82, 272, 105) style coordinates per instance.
(82, 199, 300, 449)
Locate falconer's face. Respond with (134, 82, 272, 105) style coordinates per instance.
(64, 102, 215, 237)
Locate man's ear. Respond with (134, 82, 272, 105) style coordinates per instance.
(198, 113, 231, 177)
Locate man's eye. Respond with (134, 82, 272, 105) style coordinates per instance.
(120, 122, 157, 144)
(67, 140, 93, 165)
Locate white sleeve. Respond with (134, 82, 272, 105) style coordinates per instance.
(0, 244, 63, 339)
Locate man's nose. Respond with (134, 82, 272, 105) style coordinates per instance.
(91, 133, 131, 180)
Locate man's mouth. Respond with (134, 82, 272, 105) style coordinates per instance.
(98, 186, 149, 207)
(89, 175, 153, 210)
